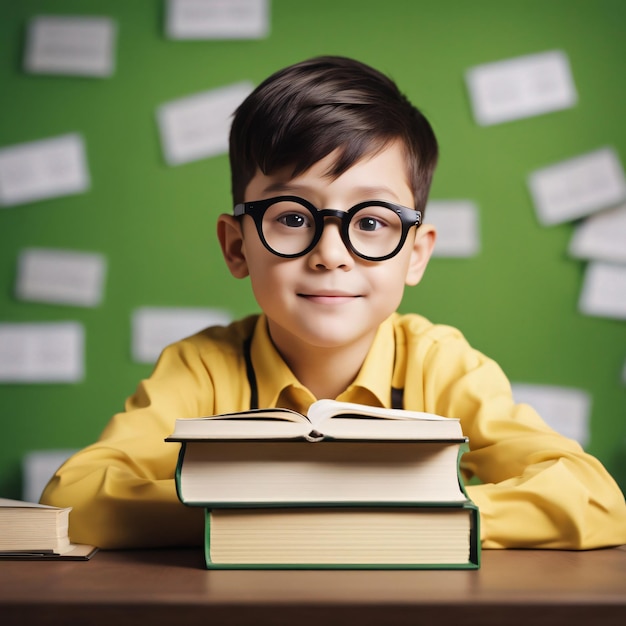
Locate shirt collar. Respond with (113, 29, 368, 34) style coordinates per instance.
(250, 314, 397, 410)
(250, 315, 308, 409)
(337, 314, 396, 408)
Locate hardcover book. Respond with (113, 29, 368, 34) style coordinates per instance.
(204, 504, 480, 570)
(0, 498, 97, 560)
(171, 440, 468, 506)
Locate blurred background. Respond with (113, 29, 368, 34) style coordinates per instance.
(1, 0, 625, 500)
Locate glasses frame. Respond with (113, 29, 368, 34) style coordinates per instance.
(233, 195, 422, 261)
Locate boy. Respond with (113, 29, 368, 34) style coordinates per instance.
(41, 56, 626, 550)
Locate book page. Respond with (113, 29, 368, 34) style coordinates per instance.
(205, 408, 309, 423)
(309, 400, 451, 428)
(0, 543, 98, 560)
(167, 402, 461, 441)
(167, 410, 311, 440)
(307, 401, 462, 441)
(0, 497, 69, 510)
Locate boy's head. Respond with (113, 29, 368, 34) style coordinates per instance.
(219, 56, 439, 386)
(229, 55, 438, 213)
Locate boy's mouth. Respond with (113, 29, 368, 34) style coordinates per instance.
(297, 291, 361, 304)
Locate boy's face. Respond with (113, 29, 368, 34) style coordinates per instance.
(218, 141, 435, 357)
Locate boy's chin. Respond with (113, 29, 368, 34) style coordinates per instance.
(277, 322, 378, 352)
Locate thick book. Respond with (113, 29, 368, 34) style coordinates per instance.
(166, 400, 468, 506)
(204, 504, 480, 569)
(0, 498, 97, 560)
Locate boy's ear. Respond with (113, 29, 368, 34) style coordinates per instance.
(217, 214, 249, 279)
(405, 223, 436, 286)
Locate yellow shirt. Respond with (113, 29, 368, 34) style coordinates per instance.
(41, 313, 626, 550)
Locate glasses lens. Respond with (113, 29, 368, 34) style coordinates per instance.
(348, 205, 404, 259)
(261, 199, 316, 256)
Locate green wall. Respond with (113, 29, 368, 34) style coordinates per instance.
(1, 0, 625, 499)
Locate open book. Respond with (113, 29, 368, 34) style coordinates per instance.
(166, 399, 464, 442)
(166, 400, 470, 506)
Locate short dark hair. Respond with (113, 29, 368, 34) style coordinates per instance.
(229, 56, 438, 212)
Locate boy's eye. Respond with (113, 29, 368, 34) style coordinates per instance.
(277, 212, 311, 228)
(355, 216, 385, 232)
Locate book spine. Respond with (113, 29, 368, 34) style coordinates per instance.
(468, 501, 481, 568)
(174, 443, 186, 504)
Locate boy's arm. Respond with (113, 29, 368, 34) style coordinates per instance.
(40, 335, 244, 549)
(414, 328, 626, 550)
(40, 441, 204, 549)
(461, 400, 626, 549)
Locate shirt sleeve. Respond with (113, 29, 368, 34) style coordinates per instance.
(414, 325, 626, 549)
(39, 339, 221, 549)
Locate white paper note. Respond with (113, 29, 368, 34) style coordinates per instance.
(24, 15, 117, 77)
(578, 261, 626, 320)
(15, 248, 107, 307)
(425, 200, 480, 257)
(465, 50, 577, 126)
(132, 307, 232, 363)
(157, 82, 253, 165)
(166, 0, 270, 39)
(0, 322, 84, 383)
(568, 204, 626, 264)
(528, 147, 626, 226)
(511, 383, 591, 447)
(0, 134, 90, 207)
(22, 449, 78, 503)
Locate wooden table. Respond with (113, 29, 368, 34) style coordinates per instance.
(2, 546, 625, 625)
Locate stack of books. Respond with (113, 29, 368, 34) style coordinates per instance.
(0, 498, 97, 560)
(166, 399, 480, 569)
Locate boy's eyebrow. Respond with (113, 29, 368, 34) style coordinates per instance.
(261, 181, 300, 194)
(260, 182, 406, 203)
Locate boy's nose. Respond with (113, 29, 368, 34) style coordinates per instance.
(307, 218, 354, 270)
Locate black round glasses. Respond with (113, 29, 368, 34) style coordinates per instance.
(233, 195, 422, 261)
